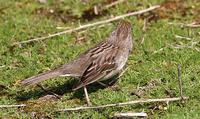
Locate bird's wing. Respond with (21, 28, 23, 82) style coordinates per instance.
(73, 42, 119, 90)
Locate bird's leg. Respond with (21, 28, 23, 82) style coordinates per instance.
(37, 84, 60, 99)
(83, 86, 92, 106)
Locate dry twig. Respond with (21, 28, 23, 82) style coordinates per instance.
(15, 5, 160, 45)
(175, 35, 192, 40)
(169, 22, 200, 28)
(184, 22, 200, 28)
(103, 0, 126, 10)
(0, 104, 26, 108)
(78, 23, 112, 35)
(170, 34, 200, 52)
(169, 41, 200, 51)
(58, 96, 188, 112)
(113, 112, 147, 118)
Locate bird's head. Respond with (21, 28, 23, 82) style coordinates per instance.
(115, 20, 132, 40)
(107, 20, 133, 49)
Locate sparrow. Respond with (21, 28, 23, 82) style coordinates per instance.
(21, 20, 133, 106)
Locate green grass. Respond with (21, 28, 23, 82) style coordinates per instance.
(0, 0, 200, 118)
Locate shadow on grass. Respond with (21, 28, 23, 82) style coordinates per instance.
(15, 77, 119, 102)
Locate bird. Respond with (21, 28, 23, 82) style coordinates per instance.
(21, 20, 133, 106)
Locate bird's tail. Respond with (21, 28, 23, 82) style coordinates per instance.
(20, 69, 62, 86)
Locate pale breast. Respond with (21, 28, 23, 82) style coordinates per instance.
(101, 49, 129, 81)
(116, 49, 129, 71)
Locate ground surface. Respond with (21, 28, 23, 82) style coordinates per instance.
(0, 0, 200, 118)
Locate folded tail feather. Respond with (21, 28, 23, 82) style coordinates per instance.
(21, 69, 62, 86)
